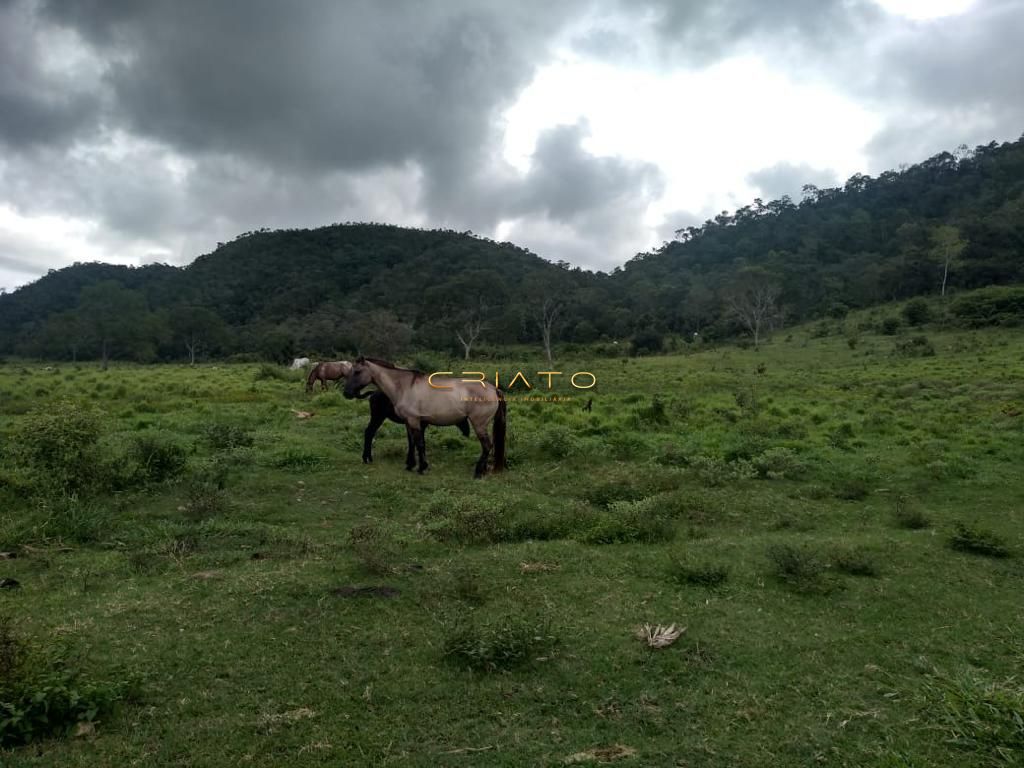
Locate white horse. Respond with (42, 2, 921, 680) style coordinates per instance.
(289, 357, 311, 370)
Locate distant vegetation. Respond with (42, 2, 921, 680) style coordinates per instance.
(1, 135, 1022, 363)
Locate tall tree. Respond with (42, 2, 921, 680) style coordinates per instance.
(931, 225, 967, 297)
(77, 281, 152, 369)
(169, 306, 227, 364)
(724, 269, 781, 350)
(453, 299, 487, 360)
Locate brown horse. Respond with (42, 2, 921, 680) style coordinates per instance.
(306, 360, 351, 392)
(343, 357, 506, 477)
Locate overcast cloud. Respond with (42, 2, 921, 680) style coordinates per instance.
(0, 0, 1022, 289)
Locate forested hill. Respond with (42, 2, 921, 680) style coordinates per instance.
(613, 136, 1024, 332)
(1, 135, 1023, 362)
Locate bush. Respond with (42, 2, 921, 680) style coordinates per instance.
(202, 423, 255, 451)
(893, 495, 930, 530)
(880, 317, 901, 335)
(441, 611, 554, 672)
(894, 335, 936, 358)
(902, 297, 932, 326)
(691, 456, 755, 487)
(829, 547, 879, 577)
(582, 479, 649, 508)
(130, 434, 187, 483)
(0, 616, 132, 747)
(12, 401, 103, 495)
(768, 543, 824, 581)
(949, 522, 1010, 558)
(418, 490, 506, 544)
(182, 482, 231, 521)
(577, 497, 675, 544)
(666, 557, 729, 587)
(536, 426, 577, 459)
(751, 447, 806, 480)
(633, 396, 669, 426)
(950, 285, 1024, 327)
(253, 364, 298, 382)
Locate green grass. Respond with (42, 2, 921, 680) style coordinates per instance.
(1, 321, 1023, 766)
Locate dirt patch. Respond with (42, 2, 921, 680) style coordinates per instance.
(331, 585, 400, 599)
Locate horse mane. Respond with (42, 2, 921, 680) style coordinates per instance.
(358, 356, 425, 376)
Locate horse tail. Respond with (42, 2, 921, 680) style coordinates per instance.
(492, 390, 507, 472)
(306, 363, 319, 391)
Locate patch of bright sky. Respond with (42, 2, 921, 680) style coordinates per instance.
(502, 52, 882, 246)
(872, 0, 976, 20)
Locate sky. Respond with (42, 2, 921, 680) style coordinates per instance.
(1, 0, 1022, 291)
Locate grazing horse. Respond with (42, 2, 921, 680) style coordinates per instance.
(306, 360, 352, 392)
(343, 357, 506, 477)
(289, 357, 311, 370)
(362, 391, 470, 465)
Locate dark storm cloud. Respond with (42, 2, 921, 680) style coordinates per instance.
(747, 162, 839, 202)
(0, 1, 103, 148)
(2, 0, 1023, 288)
(40, 0, 582, 172)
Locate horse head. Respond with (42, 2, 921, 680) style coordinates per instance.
(343, 357, 374, 399)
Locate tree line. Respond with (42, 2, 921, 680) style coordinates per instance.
(1, 134, 1022, 363)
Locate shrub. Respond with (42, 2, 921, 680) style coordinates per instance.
(752, 447, 806, 480)
(949, 521, 1010, 558)
(130, 434, 187, 483)
(893, 495, 930, 530)
(536, 426, 577, 459)
(582, 479, 649, 508)
(894, 335, 936, 357)
(880, 317, 901, 335)
(829, 547, 879, 577)
(691, 456, 755, 487)
(202, 423, 255, 451)
(950, 285, 1024, 327)
(347, 522, 398, 575)
(253, 364, 297, 382)
(902, 297, 932, 326)
(577, 497, 675, 545)
(182, 482, 231, 521)
(832, 474, 871, 501)
(418, 490, 506, 544)
(768, 543, 824, 581)
(666, 557, 730, 587)
(12, 401, 103, 495)
(0, 616, 132, 747)
(441, 611, 554, 672)
(633, 396, 669, 426)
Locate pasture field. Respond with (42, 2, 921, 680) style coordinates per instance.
(1, 321, 1023, 767)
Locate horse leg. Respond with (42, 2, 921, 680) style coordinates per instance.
(364, 410, 387, 464)
(471, 419, 492, 479)
(406, 418, 428, 474)
(404, 427, 416, 471)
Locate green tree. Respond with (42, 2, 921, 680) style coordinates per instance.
(931, 225, 967, 297)
(77, 281, 152, 369)
(169, 306, 227, 364)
